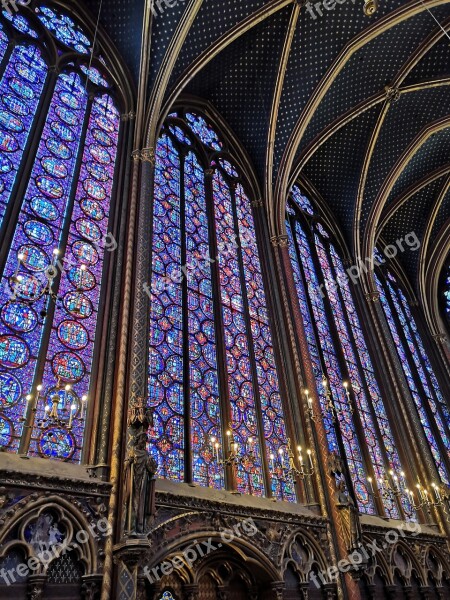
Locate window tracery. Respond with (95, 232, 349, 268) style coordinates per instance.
(0, 4, 121, 461)
(148, 111, 294, 500)
(286, 186, 413, 518)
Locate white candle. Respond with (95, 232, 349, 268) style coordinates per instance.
(68, 404, 76, 428)
(307, 449, 313, 468)
(82, 395, 88, 419)
(367, 476, 373, 494)
(215, 442, 220, 462)
(270, 453, 275, 471)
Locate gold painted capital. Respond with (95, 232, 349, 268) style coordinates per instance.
(270, 235, 289, 248)
(365, 291, 380, 302)
(131, 147, 156, 165)
(433, 332, 447, 344)
(121, 111, 136, 122)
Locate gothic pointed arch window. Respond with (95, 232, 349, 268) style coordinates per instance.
(286, 186, 414, 519)
(148, 109, 295, 501)
(0, 4, 123, 462)
(375, 262, 450, 485)
(442, 262, 450, 330)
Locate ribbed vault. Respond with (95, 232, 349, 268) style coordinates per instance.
(90, 0, 450, 324)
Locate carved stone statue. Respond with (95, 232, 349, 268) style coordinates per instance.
(124, 431, 158, 534)
(336, 479, 363, 552)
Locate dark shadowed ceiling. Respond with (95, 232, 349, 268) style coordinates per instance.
(87, 0, 449, 303)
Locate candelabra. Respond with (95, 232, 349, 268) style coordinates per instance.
(270, 439, 314, 485)
(305, 378, 354, 423)
(406, 483, 450, 517)
(367, 470, 450, 520)
(20, 379, 88, 431)
(210, 426, 256, 469)
(11, 248, 62, 317)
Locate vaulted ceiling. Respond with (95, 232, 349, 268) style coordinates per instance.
(88, 0, 449, 308)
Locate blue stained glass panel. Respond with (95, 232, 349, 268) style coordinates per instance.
(0, 72, 87, 453)
(186, 113, 223, 151)
(316, 236, 399, 519)
(329, 244, 414, 519)
(0, 45, 47, 230)
(291, 219, 374, 513)
(36, 6, 90, 54)
(236, 183, 295, 501)
(213, 170, 265, 497)
(148, 134, 184, 481)
(185, 152, 223, 489)
(377, 273, 450, 484)
(29, 95, 120, 461)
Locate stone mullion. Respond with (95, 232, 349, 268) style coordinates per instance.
(276, 238, 358, 600)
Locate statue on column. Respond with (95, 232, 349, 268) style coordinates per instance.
(124, 399, 158, 535)
(336, 479, 363, 553)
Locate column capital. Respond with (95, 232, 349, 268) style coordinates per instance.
(121, 111, 136, 121)
(364, 291, 380, 302)
(183, 583, 199, 600)
(269, 581, 285, 600)
(270, 234, 289, 248)
(432, 332, 447, 344)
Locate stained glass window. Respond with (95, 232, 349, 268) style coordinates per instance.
(286, 186, 414, 519)
(376, 269, 450, 484)
(444, 263, 450, 328)
(0, 5, 121, 461)
(148, 111, 295, 501)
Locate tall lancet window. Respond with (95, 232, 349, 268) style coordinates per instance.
(444, 264, 450, 329)
(375, 267, 450, 485)
(148, 111, 294, 501)
(286, 186, 414, 519)
(0, 6, 121, 462)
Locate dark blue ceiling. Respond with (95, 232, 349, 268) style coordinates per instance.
(86, 0, 450, 294)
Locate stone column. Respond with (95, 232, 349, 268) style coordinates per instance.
(274, 238, 361, 600)
(217, 586, 229, 600)
(385, 584, 398, 599)
(269, 581, 285, 599)
(81, 575, 103, 599)
(183, 583, 199, 600)
(322, 582, 339, 599)
(419, 587, 432, 600)
(27, 575, 46, 600)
